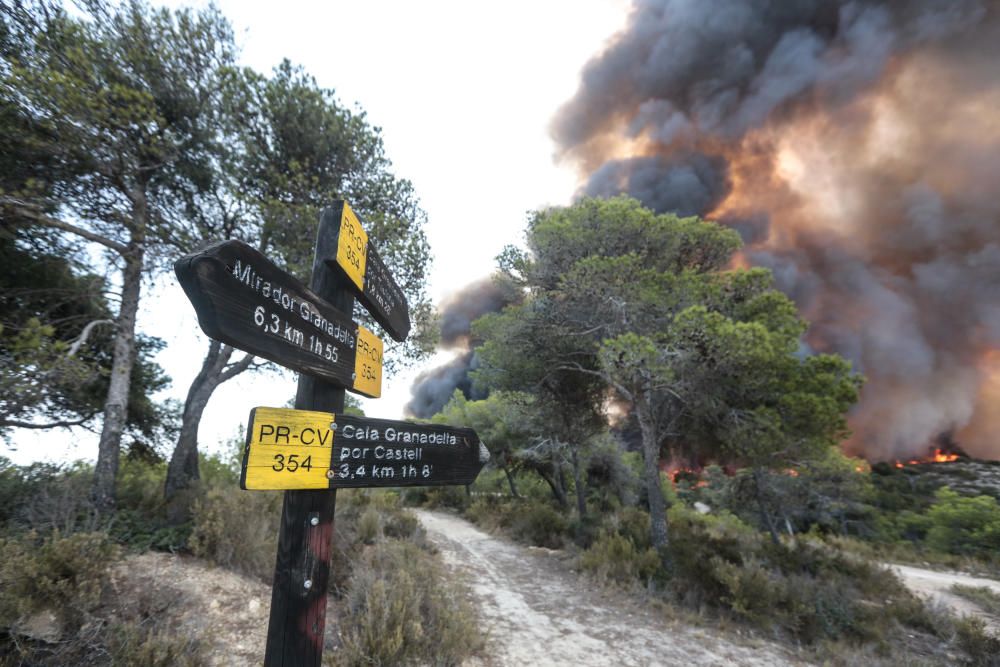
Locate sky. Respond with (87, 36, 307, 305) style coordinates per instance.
(5, 0, 629, 464)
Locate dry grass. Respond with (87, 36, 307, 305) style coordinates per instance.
(951, 584, 1000, 617)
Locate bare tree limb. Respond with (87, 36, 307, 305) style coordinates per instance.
(1, 415, 95, 430)
(554, 361, 635, 402)
(218, 352, 256, 383)
(67, 319, 115, 357)
(1, 196, 128, 254)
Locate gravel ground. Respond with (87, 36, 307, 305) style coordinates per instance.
(414, 509, 809, 667)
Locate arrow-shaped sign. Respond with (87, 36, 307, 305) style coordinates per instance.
(322, 202, 411, 342)
(240, 407, 490, 490)
(175, 240, 383, 397)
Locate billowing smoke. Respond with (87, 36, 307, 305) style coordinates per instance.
(405, 279, 518, 418)
(554, 0, 1000, 460)
(405, 351, 484, 419)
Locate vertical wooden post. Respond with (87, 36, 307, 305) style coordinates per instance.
(264, 209, 353, 666)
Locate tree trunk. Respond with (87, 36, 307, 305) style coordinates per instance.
(636, 397, 669, 550)
(91, 242, 144, 513)
(534, 466, 568, 507)
(753, 467, 781, 545)
(165, 340, 253, 522)
(503, 465, 520, 498)
(569, 446, 588, 539)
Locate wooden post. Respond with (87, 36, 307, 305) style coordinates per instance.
(264, 210, 353, 666)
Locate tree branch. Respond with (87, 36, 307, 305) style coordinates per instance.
(554, 361, 635, 402)
(0, 197, 128, 254)
(67, 319, 115, 357)
(1, 415, 95, 430)
(218, 352, 256, 383)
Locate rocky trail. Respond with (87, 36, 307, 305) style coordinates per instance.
(413, 509, 804, 667)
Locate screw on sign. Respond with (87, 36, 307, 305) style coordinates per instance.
(174, 202, 487, 667)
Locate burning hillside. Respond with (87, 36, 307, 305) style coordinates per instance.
(553, 0, 1000, 461)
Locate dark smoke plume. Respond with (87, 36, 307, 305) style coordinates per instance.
(554, 0, 1000, 460)
(438, 278, 514, 348)
(406, 278, 519, 418)
(405, 351, 485, 419)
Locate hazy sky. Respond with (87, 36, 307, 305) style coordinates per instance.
(6, 0, 628, 464)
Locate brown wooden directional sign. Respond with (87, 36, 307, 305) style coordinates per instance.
(240, 406, 489, 490)
(175, 240, 383, 397)
(322, 202, 411, 342)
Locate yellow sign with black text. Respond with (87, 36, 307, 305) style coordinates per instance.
(353, 325, 383, 398)
(335, 202, 368, 291)
(240, 407, 489, 491)
(241, 407, 336, 490)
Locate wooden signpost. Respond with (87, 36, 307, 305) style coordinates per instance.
(174, 201, 486, 667)
(176, 239, 383, 397)
(241, 407, 488, 490)
(322, 202, 411, 342)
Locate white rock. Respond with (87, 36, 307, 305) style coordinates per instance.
(14, 609, 62, 644)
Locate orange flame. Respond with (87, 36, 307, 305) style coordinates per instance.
(891, 448, 960, 468)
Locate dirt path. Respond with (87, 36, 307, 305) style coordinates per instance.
(890, 563, 1000, 632)
(414, 509, 807, 667)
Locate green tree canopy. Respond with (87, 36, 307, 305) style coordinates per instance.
(1, 0, 238, 510)
(0, 230, 170, 440)
(477, 196, 860, 550)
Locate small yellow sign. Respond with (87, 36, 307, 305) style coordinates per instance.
(353, 325, 383, 398)
(242, 407, 335, 490)
(336, 202, 368, 292)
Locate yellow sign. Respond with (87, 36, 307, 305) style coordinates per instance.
(242, 407, 335, 490)
(353, 325, 383, 398)
(336, 202, 368, 291)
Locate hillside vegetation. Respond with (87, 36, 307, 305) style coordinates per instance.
(0, 453, 483, 666)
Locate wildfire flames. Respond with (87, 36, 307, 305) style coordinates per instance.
(892, 448, 961, 469)
(663, 447, 956, 486)
(661, 462, 708, 487)
(553, 1, 1000, 462)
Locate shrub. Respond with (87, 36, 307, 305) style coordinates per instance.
(188, 486, 281, 580)
(199, 451, 241, 488)
(664, 505, 952, 645)
(510, 502, 568, 549)
(0, 458, 67, 531)
(115, 458, 168, 517)
(464, 496, 518, 532)
(0, 531, 120, 630)
(585, 440, 639, 510)
(382, 509, 419, 540)
(954, 615, 1000, 667)
(579, 531, 660, 584)
(611, 506, 653, 550)
(110, 509, 191, 552)
(106, 621, 207, 667)
(926, 487, 1000, 557)
(109, 459, 187, 550)
(402, 485, 470, 511)
(331, 539, 482, 666)
(356, 507, 380, 544)
(14, 464, 102, 536)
